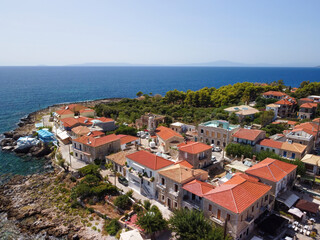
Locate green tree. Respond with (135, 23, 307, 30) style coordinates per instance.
(114, 194, 131, 210)
(78, 164, 101, 178)
(169, 209, 230, 240)
(114, 125, 138, 136)
(259, 110, 275, 127)
(136, 91, 143, 97)
(225, 143, 253, 158)
(136, 205, 167, 239)
(105, 219, 121, 236)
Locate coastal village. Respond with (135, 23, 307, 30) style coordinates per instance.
(2, 84, 320, 240)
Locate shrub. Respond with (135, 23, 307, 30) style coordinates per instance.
(91, 184, 118, 198)
(225, 143, 253, 159)
(126, 190, 133, 198)
(70, 176, 77, 182)
(114, 194, 131, 210)
(94, 158, 102, 166)
(150, 177, 155, 182)
(143, 200, 151, 210)
(133, 203, 142, 213)
(105, 219, 121, 236)
(78, 164, 101, 178)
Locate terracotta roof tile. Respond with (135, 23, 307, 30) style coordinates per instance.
(275, 99, 295, 106)
(126, 150, 174, 170)
(178, 141, 212, 154)
(61, 117, 93, 128)
(71, 126, 90, 135)
(158, 165, 208, 183)
(117, 135, 139, 145)
(174, 160, 193, 168)
(98, 117, 114, 122)
(300, 103, 318, 109)
(262, 91, 288, 97)
(182, 179, 215, 197)
(204, 174, 271, 213)
(281, 141, 307, 154)
(156, 126, 183, 141)
(294, 122, 319, 136)
(73, 133, 120, 147)
(245, 158, 297, 182)
(232, 128, 264, 141)
(258, 139, 283, 149)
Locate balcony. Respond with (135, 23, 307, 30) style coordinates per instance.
(210, 215, 224, 226)
(157, 183, 166, 190)
(199, 155, 208, 160)
(169, 188, 179, 197)
(245, 215, 255, 224)
(182, 200, 201, 210)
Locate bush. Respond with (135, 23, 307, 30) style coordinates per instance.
(143, 200, 151, 210)
(78, 164, 101, 178)
(70, 176, 77, 182)
(126, 190, 133, 198)
(105, 219, 121, 236)
(94, 159, 102, 166)
(133, 203, 142, 213)
(225, 143, 253, 159)
(114, 194, 132, 210)
(81, 174, 100, 187)
(91, 184, 118, 198)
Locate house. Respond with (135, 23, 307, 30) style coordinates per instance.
(298, 102, 318, 119)
(266, 103, 280, 120)
(55, 104, 95, 119)
(155, 126, 184, 153)
(232, 128, 266, 146)
(198, 120, 240, 148)
(285, 128, 314, 153)
(294, 122, 320, 147)
(105, 150, 137, 178)
(224, 105, 259, 122)
(301, 154, 320, 175)
(182, 179, 215, 211)
(280, 141, 307, 160)
(308, 95, 320, 102)
(298, 97, 314, 106)
(272, 120, 298, 128)
(59, 117, 93, 131)
(157, 164, 208, 210)
(177, 141, 213, 168)
(274, 97, 297, 118)
(91, 117, 116, 132)
(37, 129, 55, 143)
(119, 229, 143, 240)
(70, 126, 91, 138)
(245, 158, 297, 197)
(255, 138, 283, 155)
(262, 91, 288, 100)
(116, 135, 140, 150)
(135, 113, 165, 131)
(72, 134, 120, 163)
(203, 173, 272, 240)
(126, 150, 174, 198)
(170, 122, 196, 134)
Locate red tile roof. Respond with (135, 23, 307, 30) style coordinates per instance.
(177, 141, 212, 154)
(126, 150, 174, 170)
(204, 174, 271, 213)
(88, 131, 105, 138)
(299, 98, 314, 102)
(232, 128, 264, 141)
(98, 117, 114, 122)
(61, 117, 93, 128)
(56, 109, 74, 116)
(300, 102, 318, 109)
(117, 135, 139, 145)
(262, 91, 288, 97)
(275, 99, 295, 106)
(73, 133, 120, 147)
(174, 160, 193, 168)
(294, 122, 319, 136)
(183, 179, 215, 197)
(245, 158, 297, 182)
(156, 126, 183, 141)
(258, 139, 283, 149)
(79, 108, 95, 113)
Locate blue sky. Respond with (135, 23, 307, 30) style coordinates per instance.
(0, 0, 320, 66)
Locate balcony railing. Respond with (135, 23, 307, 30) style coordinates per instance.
(245, 215, 255, 224)
(182, 200, 201, 210)
(157, 183, 166, 190)
(210, 215, 224, 226)
(169, 188, 179, 197)
(199, 155, 207, 160)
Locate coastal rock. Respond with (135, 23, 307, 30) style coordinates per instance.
(13, 133, 24, 141)
(0, 138, 14, 147)
(3, 131, 14, 138)
(32, 145, 52, 158)
(14, 146, 32, 154)
(2, 146, 14, 151)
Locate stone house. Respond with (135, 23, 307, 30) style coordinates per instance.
(177, 141, 212, 168)
(262, 91, 288, 100)
(72, 134, 120, 163)
(203, 173, 272, 240)
(280, 141, 307, 160)
(155, 126, 184, 153)
(232, 128, 266, 146)
(157, 164, 208, 210)
(245, 158, 297, 197)
(274, 97, 297, 118)
(298, 102, 318, 119)
(255, 138, 282, 155)
(198, 120, 240, 148)
(55, 104, 95, 120)
(301, 154, 320, 175)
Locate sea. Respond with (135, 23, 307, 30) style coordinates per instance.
(0, 66, 320, 238)
(1, 66, 320, 180)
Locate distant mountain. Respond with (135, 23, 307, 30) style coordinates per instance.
(68, 62, 135, 66)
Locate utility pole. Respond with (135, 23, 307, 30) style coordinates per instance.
(68, 144, 72, 168)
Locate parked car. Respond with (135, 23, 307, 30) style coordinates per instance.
(118, 176, 128, 186)
(214, 147, 221, 152)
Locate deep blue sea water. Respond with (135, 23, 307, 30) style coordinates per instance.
(1, 66, 320, 179)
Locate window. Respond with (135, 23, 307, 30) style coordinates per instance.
(211, 132, 215, 137)
(149, 171, 152, 177)
(217, 209, 221, 219)
(174, 184, 178, 192)
(185, 152, 188, 159)
(162, 195, 165, 201)
(252, 206, 254, 212)
(74, 143, 76, 148)
(211, 139, 214, 144)
(161, 178, 165, 185)
(75, 152, 78, 157)
(265, 195, 268, 202)
(209, 204, 212, 211)
(217, 133, 221, 138)
(223, 134, 226, 139)
(217, 141, 220, 146)
(192, 193, 195, 200)
(201, 129, 204, 133)
(227, 214, 230, 221)
(283, 151, 287, 157)
(261, 147, 264, 150)
(174, 202, 178, 208)
(241, 215, 243, 221)
(291, 153, 296, 159)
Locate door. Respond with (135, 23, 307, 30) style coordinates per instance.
(167, 198, 171, 209)
(217, 209, 221, 220)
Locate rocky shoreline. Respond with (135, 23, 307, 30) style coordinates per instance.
(0, 97, 123, 239)
(0, 97, 122, 158)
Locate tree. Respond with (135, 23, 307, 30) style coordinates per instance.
(228, 112, 239, 124)
(259, 110, 275, 127)
(114, 194, 131, 210)
(78, 164, 101, 178)
(169, 209, 230, 240)
(136, 91, 143, 97)
(225, 143, 253, 159)
(136, 205, 167, 239)
(114, 125, 137, 136)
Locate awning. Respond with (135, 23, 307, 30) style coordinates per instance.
(57, 129, 70, 140)
(277, 191, 299, 208)
(288, 207, 304, 218)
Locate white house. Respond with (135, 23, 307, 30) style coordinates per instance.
(126, 150, 174, 198)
